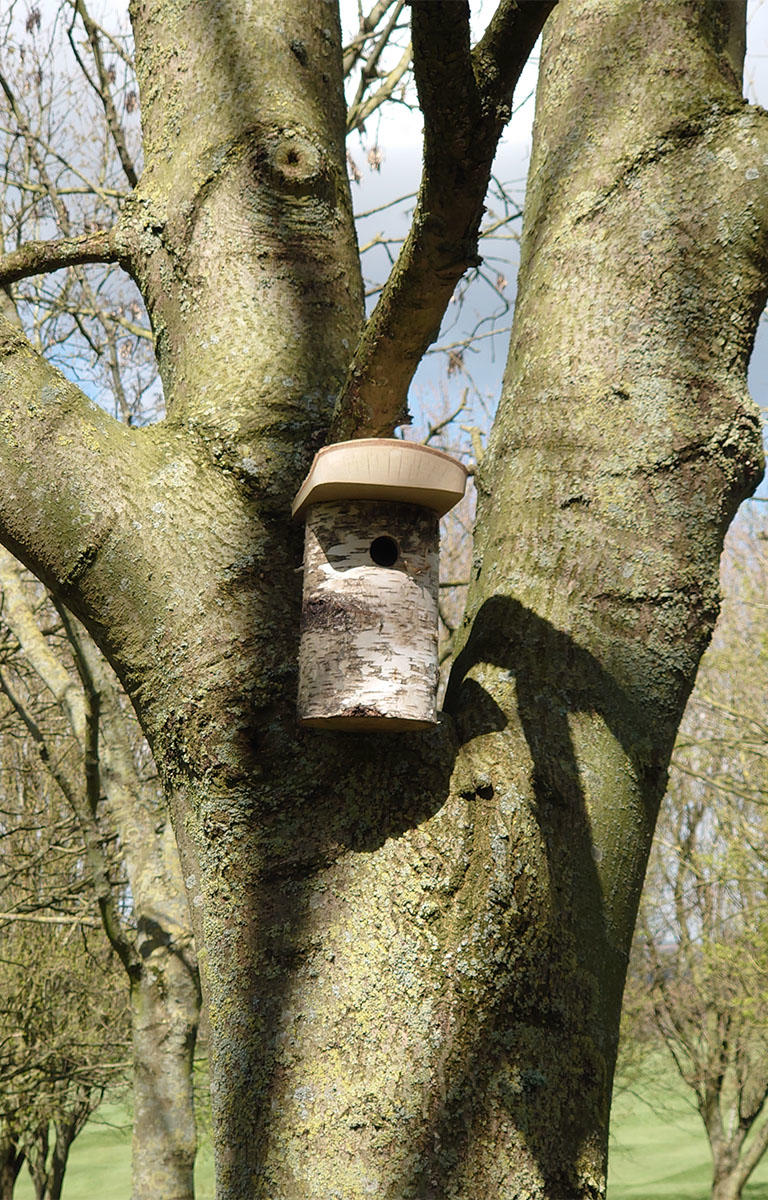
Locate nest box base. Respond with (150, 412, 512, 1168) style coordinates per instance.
(299, 713, 436, 733)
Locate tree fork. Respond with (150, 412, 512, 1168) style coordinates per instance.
(0, 1, 766, 1198)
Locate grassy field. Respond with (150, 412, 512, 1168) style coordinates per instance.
(608, 1066, 768, 1200)
(12, 1101, 215, 1200)
(12, 1066, 768, 1199)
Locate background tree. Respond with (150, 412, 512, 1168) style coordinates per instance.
(0, 918, 126, 1200)
(0, 2, 765, 1198)
(0, 739, 128, 1200)
(621, 504, 768, 1200)
(0, 554, 201, 1200)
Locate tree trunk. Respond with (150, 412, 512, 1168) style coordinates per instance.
(712, 1169, 745, 1200)
(96, 695, 202, 1200)
(48, 1115, 82, 1200)
(703, 1097, 768, 1200)
(0, 1, 765, 1198)
(0, 1135, 23, 1200)
(131, 947, 200, 1200)
(0, 559, 201, 1200)
(438, 0, 765, 1190)
(125, 819, 201, 1200)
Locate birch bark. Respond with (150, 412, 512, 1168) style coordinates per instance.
(298, 500, 439, 729)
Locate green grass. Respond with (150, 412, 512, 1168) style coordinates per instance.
(11, 1064, 768, 1198)
(608, 1065, 768, 1200)
(12, 1100, 215, 1200)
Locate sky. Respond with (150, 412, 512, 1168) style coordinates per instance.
(744, 0, 768, 426)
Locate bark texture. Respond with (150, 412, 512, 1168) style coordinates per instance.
(130, 828, 200, 1200)
(0, 1, 765, 1198)
(441, 0, 768, 1191)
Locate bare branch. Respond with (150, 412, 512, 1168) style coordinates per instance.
(330, 0, 556, 439)
(354, 191, 417, 220)
(347, 41, 412, 134)
(66, 0, 139, 190)
(0, 69, 71, 231)
(423, 390, 468, 444)
(343, 0, 401, 76)
(0, 912, 100, 926)
(0, 666, 139, 977)
(0, 229, 120, 286)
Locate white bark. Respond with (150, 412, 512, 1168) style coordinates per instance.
(297, 499, 440, 729)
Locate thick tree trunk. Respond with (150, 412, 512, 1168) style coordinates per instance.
(712, 1170, 744, 1200)
(438, 1, 766, 1190)
(0, 1, 765, 1198)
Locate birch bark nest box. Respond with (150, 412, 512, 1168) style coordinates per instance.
(292, 439, 468, 731)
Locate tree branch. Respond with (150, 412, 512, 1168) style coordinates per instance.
(330, 0, 556, 440)
(0, 912, 100, 927)
(0, 229, 120, 287)
(0, 313, 136, 603)
(735, 1104, 768, 1188)
(0, 70, 71, 232)
(473, 0, 552, 114)
(347, 41, 412, 134)
(56, 600, 154, 818)
(55, 603, 194, 951)
(343, 0, 402, 76)
(0, 560, 158, 866)
(66, 0, 139, 190)
(0, 549, 86, 749)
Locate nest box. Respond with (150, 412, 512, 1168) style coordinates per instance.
(292, 438, 468, 731)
